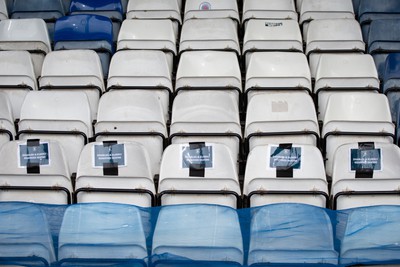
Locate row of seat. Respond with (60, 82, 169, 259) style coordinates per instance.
(1, 137, 399, 210)
(1, 202, 399, 266)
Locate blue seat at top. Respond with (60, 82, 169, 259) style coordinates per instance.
(54, 14, 114, 76)
(359, 0, 400, 41)
(69, 0, 123, 42)
(10, 0, 66, 41)
(383, 53, 400, 121)
(0, 202, 56, 266)
(367, 19, 400, 80)
(352, 0, 360, 17)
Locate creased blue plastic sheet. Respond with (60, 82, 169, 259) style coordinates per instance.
(0, 202, 400, 266)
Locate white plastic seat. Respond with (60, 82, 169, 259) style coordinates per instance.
(0, 19, 51, 78)
(0, 0, 7, 20)
(300, 0, 355, 39)
(322, 93, 395, 177)
(126, 0, 181, 30)
(306, 18, 365, 79)
(0, 92, 15, 149)
(179, 18, 240, 55)
(245, 52, 311, 103)
(315, 54, 380, 121)
(175, 50, 241, 102)
(75, 141, 155, 207)
(0, 51, 37, 120)
(243, 20, 302, 66)
(170, 91, 242, 171)
(158, 143, 241, 208)
(244, 144, 328, 208)
(248, 203, 338, 266)
(18, 91, 92, 174)
(152, 204, 243, 266)
(331, 142, 400, 210)
(340, 206, 400, 266)
(107, 50, 172, 122)
(242, 0, 297, 24)
(0, 202, 56, 266)
(117, 19, 177, 74)
(0, 139, 72, 204)
(39, 50, 105, 120)
(184, 0, 239, 23)
(95, 90, 167, 175)
(58, 203, 148, 266)
(245, 92, 319, 153)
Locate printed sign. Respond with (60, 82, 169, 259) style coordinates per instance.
(350, 148, 382, 172)
(18, 142, 50, 168)
(265, 22, 283, 27)
(93, 143, 126, 168)
(181, 144, 214, 169)
(269, 146, 302, 170)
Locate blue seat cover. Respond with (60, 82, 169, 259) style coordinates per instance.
(69, 0, 123, 15)
(54, 14, 113, 51)
(368, 19, 400, 54)
(359, 0, 400, 25)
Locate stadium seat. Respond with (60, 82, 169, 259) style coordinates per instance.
(69, 0, 124, 42)
(248, 203, 338, 266)
(358, 0, 400, 41)
(39, 50, 104, 120)
(17, 91, 92, 174)
(170, 91, 242, 172)
(340, 206, 400, 266)
(242, 0, 297, 25)
(0, 51, 37, 119)
(126, 0, 181, 33)
(0, 202, 56, 266)
(0, 92, 14, 149)
(383, 53, 400, 121)
(107, 50, 172, 122)
(322, 93, 395, 177)
(117, 19, 177, 75)
(306, 18, 365, 79)
(179, 18, 240, 56)
(58, 203, 148, 266)
(10, 0, 65, 41)
(152, 204, 243, 266)
(0, 18, 51, 78)
(299, 0, 354, 39)
(368, 19, 400, 80)
(54, 14, 114, 77)
(175, 50, 242, 104)
(94, 90, 167, 175)
(245, 52, 311, 104)
(314, 54, 380, 121)
(0, 0, 7, 20)
(184, 0, 239, 23)
(331, 142, 400, 209)
(0, 139, 73, 204)
(245, 92, 319, 153)
(244, 144, 328, 208)
(158, 143, 241, 208)
(75, 141, 156, 207)
(243, 20, 302, 67)
(352, 0, 360, 17)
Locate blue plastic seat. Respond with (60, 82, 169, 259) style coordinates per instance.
(383, 53, 400, 121)
(359, 0, 400, 41)
(368, 19, 400, 80)
(58, 203, 148, 266)
(54, 14, 114, 77)
(0, 202, 56, 266)
(69, 0, 123, 41)
(352, 0, 360, 17)
(10, 0, 66, 41)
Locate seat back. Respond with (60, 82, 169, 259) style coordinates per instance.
(0, 92, 15, 149)
(184, 0, 239, 23)
(242, 0, 297, 24)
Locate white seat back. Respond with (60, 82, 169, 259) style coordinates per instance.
(184, 0, 239, 22)
(0, 92, 15, 149)
(75, 141, 155, 207)
(0, 139, 72, 204)
(244, 144, 328, 207)
(159, 143, 240, 208)
(0, 0, 7, 20)
(126, 0, 182, 25)
(242, 0, 297, 23)
(18, 91, 92, 173)
(331, 142, 400, 209)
